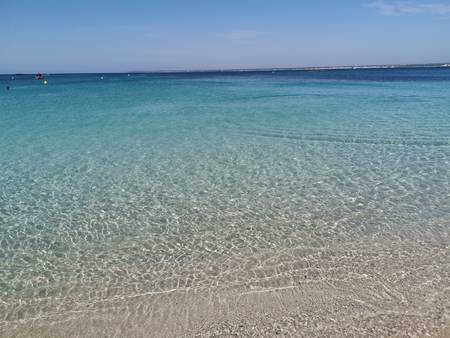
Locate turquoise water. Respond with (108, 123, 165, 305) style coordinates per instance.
(1, 68, 450, 325)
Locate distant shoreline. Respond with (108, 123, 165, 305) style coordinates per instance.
(3, 62, 450, 77)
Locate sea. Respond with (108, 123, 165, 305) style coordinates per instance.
(1, 68, 449, 335)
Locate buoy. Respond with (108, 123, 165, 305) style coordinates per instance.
(43, 80, 48, 85)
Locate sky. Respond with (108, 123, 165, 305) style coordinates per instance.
(1, 0, 450, 73)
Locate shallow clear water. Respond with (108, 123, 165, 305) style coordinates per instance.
(1, 68, 450, 327)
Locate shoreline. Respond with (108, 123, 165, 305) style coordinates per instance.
(2, 229, 449, 337)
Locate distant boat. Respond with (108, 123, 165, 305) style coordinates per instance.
(35, 73, 45, 80)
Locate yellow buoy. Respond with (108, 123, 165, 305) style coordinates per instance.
(43, 80, 48, 85)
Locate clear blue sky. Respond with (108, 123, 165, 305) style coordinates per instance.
(1, 0, 450, 73)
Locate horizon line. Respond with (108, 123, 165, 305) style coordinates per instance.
(2, 61, 450, 76)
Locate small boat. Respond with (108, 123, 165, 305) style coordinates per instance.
(35, 73, 45, 80)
